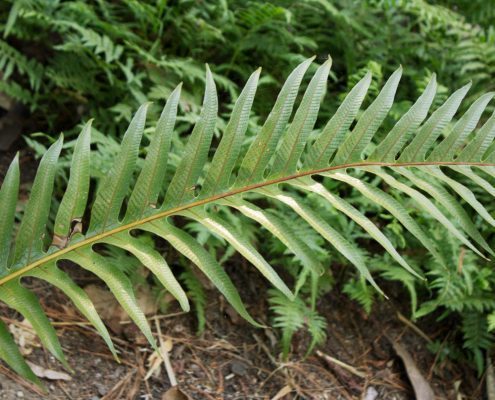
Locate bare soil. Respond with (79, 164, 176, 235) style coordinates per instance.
(0, 259, 483, 400)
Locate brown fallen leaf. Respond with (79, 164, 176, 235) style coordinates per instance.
(162, 386, 191, 400)
(145, 339, 173, 380)
(26, 362, 72, 381)
(84, 284, 124, 334)
(271, 385, 292, 400)
(84, 283, 158, 335)
(392, 341, 435, 400)
(9, 319, 41, 355)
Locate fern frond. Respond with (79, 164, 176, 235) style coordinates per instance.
(0, 39, 44, 90)
(180, 266, 206, 334)
(462, 312, 493, 374)
(1, 58, 495, 384)
(268, 288, 327, 358)
(343, 277, 375, 315)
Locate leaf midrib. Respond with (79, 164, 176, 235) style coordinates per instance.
(1, 160, 493, 286)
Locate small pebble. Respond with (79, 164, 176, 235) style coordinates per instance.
(230, 361, 247, 376)
(96, 383, 107, 396)
(16, 392, 23, 398)
(364, 386, 378, 400)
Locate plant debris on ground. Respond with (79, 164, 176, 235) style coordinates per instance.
(0, 257, 483, 399)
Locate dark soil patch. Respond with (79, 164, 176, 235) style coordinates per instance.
(0, 260, 483, 400)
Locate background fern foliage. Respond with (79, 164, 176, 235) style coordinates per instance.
(2, 0, 495, 138)
(1, 56, 495, 385)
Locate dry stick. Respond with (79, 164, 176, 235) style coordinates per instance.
(427, 333, 451, 381)
(307, 362, 355, 395)
(316, 350, 366, 379)
(76, 348, 136, 368)
(285, 370, 301, 398)
(102, 370, 136, 400)
(190, 352, 216, 385)
(252, 333, 293, 390)
(252, 333, 278, 366)
(130, 349, 145, 400)
(0, 363, 45, 396)
(270, 385, 293, 400)
(51, 321, 92, 327)
(120, 311, 188, 325)
(391, 340, 435, 400)
(396, 312, 432, 344)
(288, 363, 339, 399)
(155, 319, 177, 386)
(216, 366, 224, 396)
(56, 380, 73, 400)
(193, 388, 217, 400)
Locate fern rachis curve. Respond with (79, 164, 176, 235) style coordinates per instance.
(0, 161, 492, 287)
(2, 160, 492, 285)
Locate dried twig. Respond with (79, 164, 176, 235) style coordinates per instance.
(396, 312, 432, 344)
(101, 369, 136, 400)
(119, 311, 189, 325)
(155, 319, 177, 386)
(0, 363, 46, 396)
(316, 350, 366, 379)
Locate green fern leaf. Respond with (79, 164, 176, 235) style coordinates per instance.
(1, 59, 494, 384)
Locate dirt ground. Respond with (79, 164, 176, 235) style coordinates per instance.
(0, 259, 484, 400)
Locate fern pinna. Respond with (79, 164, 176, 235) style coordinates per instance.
(1, 57, 494, 387)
